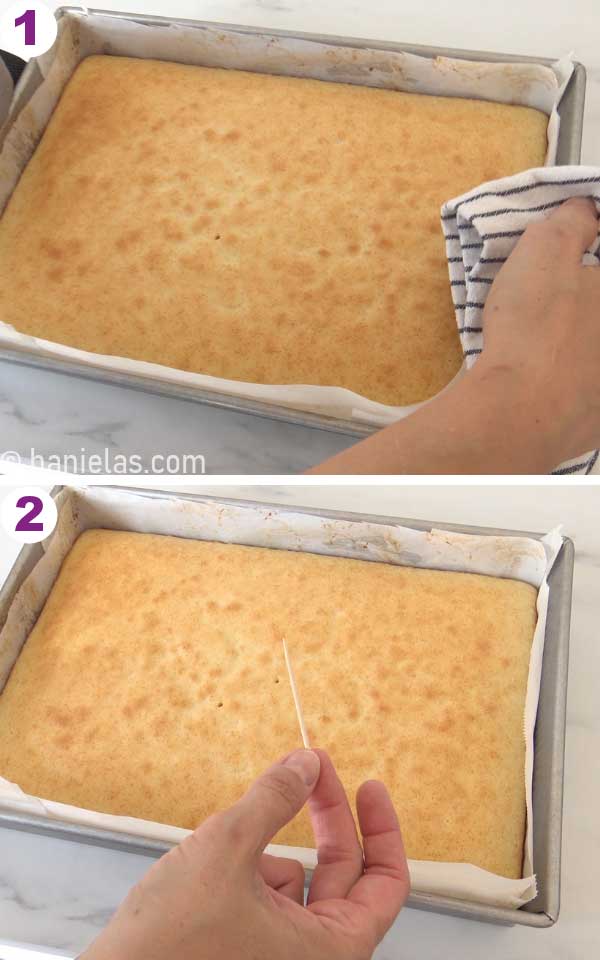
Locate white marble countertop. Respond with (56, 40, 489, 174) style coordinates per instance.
(0, 480, 599, 958)
(1, 0, 599, 474)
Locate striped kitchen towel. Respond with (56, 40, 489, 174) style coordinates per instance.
(441, 166, 600, 476)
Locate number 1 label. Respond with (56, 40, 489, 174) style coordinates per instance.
(0, 2, 57, 61)
(14, 9, 35, 46)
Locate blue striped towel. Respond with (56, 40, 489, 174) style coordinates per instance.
(441, 166, 600, 476)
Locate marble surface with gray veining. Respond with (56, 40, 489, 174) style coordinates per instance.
(1, 0, 599, 474)
(0, 482, 599, 959)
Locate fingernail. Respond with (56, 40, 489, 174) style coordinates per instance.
(283, 749, 320, 786)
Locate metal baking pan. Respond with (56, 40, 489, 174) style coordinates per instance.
(0, 486, 573, 927)
(0, 6, 587, 441)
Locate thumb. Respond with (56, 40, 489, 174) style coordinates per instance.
(233, 749, 321, 857)
(544, 197, 599, 262)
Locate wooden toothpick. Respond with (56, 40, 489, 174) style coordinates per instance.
(282, 637, 310, 749)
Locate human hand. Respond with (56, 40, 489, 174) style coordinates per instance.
(475, 196, 600, 465)
(81, 749, 409, 960)
(309, 196, 600, 474)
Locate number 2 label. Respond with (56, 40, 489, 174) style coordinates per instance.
(1, 487, 57, 543)
(15, 495, 44, 531)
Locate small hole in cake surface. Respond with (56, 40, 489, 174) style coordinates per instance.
(217, 701, 223, 708)
(215, 234, 221, 240)
(274, 678, 279, 684)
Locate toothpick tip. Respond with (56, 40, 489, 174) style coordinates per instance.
(282, 637, 310, 750)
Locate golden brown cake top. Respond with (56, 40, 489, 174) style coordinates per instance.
(0, 529, 537, 878)
(0, 56, 547, 406)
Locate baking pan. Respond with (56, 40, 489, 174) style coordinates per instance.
(0, 6, 587, 441)
(0, 486, 573, 927)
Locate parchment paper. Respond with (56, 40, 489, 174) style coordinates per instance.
(0, 486, 564, 909)
(0, 10, 575, 426)
(0, 60, 12, 129)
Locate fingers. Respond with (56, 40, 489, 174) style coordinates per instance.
(347, 781, 410, 941)
(259, 853, 305, 904)
(548, 197, 599, 256)
(521, 197, 599, 268)
(307, 749, 364, 904)
(229, 749, 321, 857)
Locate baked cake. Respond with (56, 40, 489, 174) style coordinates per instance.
(0, 529, 538, 877)
(0, 56, 548, 405)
